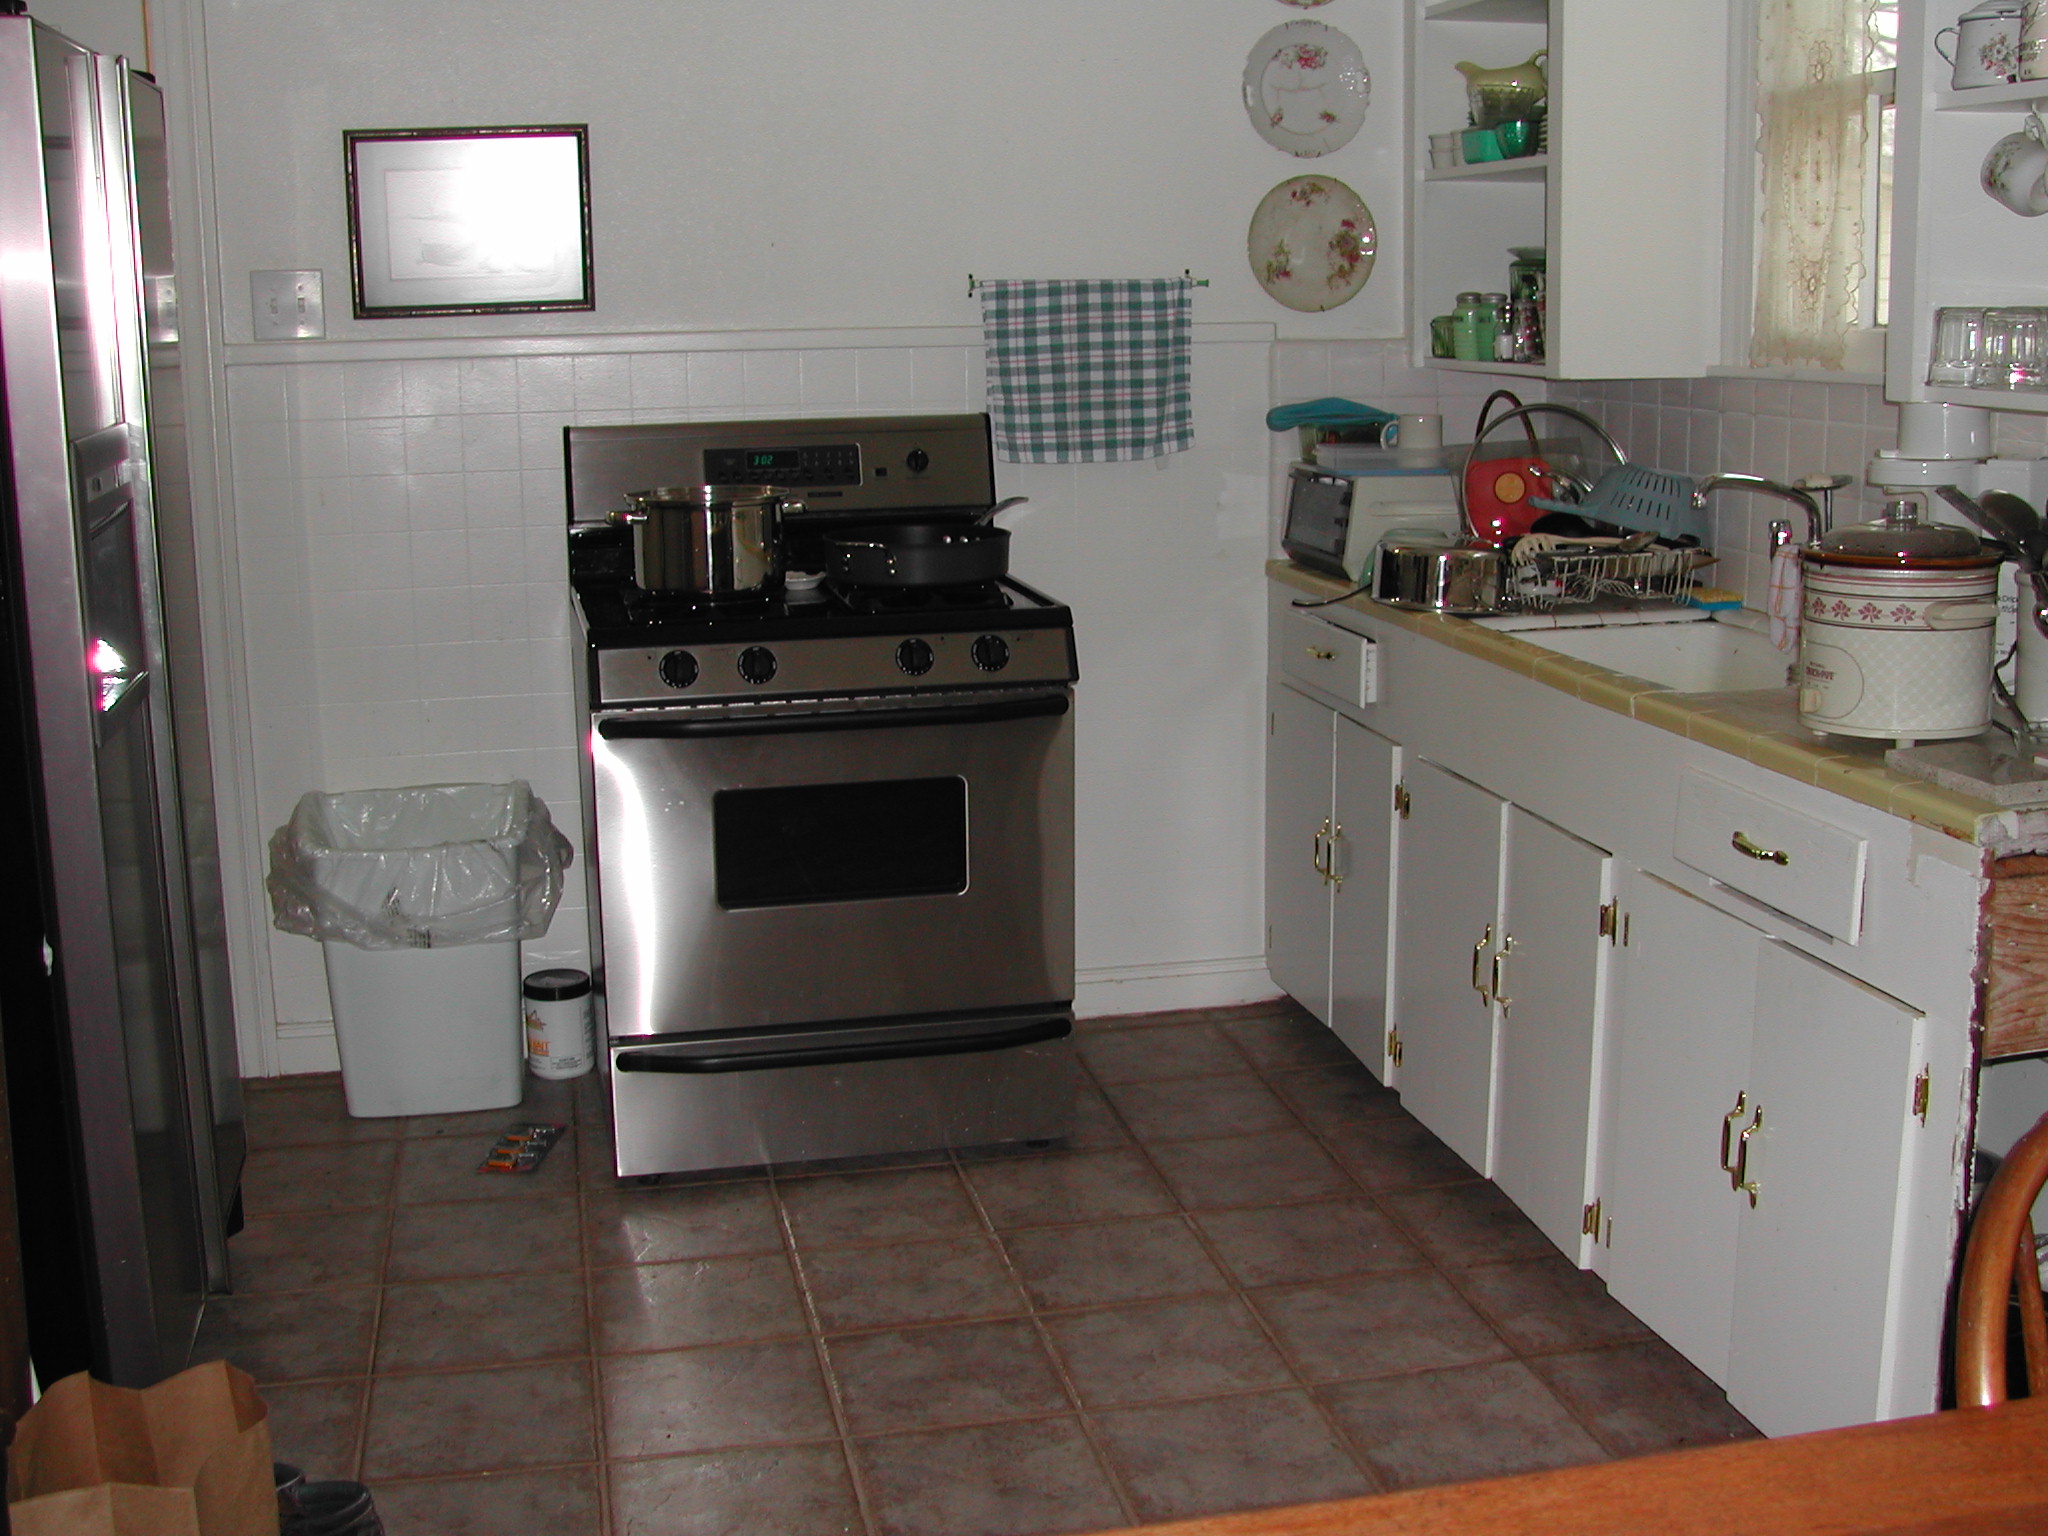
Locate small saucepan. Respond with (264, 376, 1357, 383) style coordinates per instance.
(821, 497, 1030, 587)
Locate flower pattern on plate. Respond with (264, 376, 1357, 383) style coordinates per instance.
(1242, 21, 1370, 158)
(1248, 176, 1375, 312)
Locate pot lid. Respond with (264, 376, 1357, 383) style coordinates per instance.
(1960, 1, 2022, 18)
(1809, 498, 1991, 565)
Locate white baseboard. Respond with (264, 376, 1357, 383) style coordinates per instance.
(1073, 955, 1281, 1020)
(258, 956, 1283, 1077)
(272, 1020, 340, 1076)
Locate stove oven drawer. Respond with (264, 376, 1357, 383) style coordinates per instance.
(589, 690, 1075, 1038)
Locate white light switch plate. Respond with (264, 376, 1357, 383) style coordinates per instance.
(251, 269, 324, 340)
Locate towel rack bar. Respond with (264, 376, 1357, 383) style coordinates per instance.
(968, 271, 1209, 295)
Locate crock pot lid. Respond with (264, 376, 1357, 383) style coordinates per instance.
(1813, 499, 1986, 564)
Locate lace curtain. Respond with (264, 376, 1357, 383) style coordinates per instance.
(1751, 0, 1892, 369)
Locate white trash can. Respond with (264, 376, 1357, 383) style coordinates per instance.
(323, 939, 524, 1117)
(267, 781, 573, 1119)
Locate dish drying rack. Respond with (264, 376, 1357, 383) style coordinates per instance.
(1502, 545, 1707, 612)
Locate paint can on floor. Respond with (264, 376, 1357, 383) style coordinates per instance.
(524, 968, 594, 1080)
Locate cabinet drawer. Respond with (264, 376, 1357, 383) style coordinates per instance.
(1672, 770, 1867, 943)
(1280, 610, 1377, 707)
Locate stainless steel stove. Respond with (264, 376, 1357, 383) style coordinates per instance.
(565, 414, 1079, 1177)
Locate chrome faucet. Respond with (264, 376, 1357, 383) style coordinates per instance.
(1690, 473, 1823, 549)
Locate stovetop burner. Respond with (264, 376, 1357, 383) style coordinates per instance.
(829, 579, 1012, 616)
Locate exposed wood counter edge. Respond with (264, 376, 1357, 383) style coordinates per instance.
(1266, 561, 2019, 847)
(1096, 1395, 2048, 1536)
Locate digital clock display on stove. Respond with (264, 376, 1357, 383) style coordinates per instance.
(705, 443, 861, 487)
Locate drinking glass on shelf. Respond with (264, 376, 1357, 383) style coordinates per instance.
(1927, 306, 1985, 387)
(2010, 307, 2048, 389)
(1976, 307, 2019, 388)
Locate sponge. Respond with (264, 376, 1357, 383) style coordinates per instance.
(1685, 586, 1745, 611)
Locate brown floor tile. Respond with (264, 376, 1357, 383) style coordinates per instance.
(402, 1075, 583, 1139)
(1091, 1390, 1374, 1523)
(601, 1340, 837, 1458)
(1146, 1128, 1353, 1210)
(372, 1465, 602, 1536)
(1379, 1181, 1558, 1269)
(1529, 1342, 1759, 1456)
(1041, 1295, 1292, 1408)
(592, 1254, 806, 1353)
(192, 1286, 378, 1384)
(1266, 1060, 1404, 1132)
(385, 1195, 580, 1282)
(1319, 1360, 1609, 1491)
(1317, 1116, 1480, 1193)
(777, 1166, 981, 1250)
(242, 1143, 398, 1216)
(374, 1271, 588, 1372)
(1217, 1011, 1357, 1072)
(610, 1443, 863, 1536)
(395, 1131, 577, 1204)
(1455, 1254, 1654, 1354)
(262, 1378, 365, 1480)
(1001, 1217, 1227, 1311)
(1061, 1083, 1131, 1149)
(1076, 1022, 1246, 1084)
(1192, 1199, 1425, 1289)
(228, 1208, 388, 1294)
(1252, 1271, 1511, 1384)
(801, 1234, 1026, 1333)
(583, 1181, 785, 1267)
(361, 1361, 595, 1480)
(1100, 1073, 1295, 1143)
(963, 1148, 1175, 1230)
(828, 1319, 1070, 1434)
(852, 1417, 1125, 1536)
(245, 1078, 400, 1149)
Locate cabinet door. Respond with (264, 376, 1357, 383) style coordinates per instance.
(1266, 684, 1334, 1022)
(1726, 942, 1923, 1437)
(1603, 871, 1759, 1383)
(1393, 758, 1505, 1174)
(1493, 808, 1612, 1264)
(1329, 717, 1397, 1076)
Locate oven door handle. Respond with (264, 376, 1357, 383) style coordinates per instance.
(597, 691, 1069, 740)
(613, 1015, 1073, 1074)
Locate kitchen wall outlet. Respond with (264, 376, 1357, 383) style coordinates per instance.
(251, 269, 324, 340)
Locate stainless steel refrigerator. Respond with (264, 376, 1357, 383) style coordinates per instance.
(0, 11, 243, 1386)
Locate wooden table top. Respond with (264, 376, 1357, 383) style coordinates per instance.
(1103, 1395, 2048, 1536)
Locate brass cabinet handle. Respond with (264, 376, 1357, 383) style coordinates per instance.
(1734, 1106, 1764, 1207)
(1313, 818, 1332, 883)
(1328, 822, 1345, 892)
(1306, 645, 1337, 661)
(1490, 935, 1516, 1012)
(1731, 831, 1789, 866)
(1720, 1091, 1750, 1183)
(1471, 924, 1494, 1003)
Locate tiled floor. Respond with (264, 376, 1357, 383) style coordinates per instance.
(205, 1001, 1756, 1536)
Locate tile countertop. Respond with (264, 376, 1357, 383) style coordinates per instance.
(1268, 561, 2048, 854)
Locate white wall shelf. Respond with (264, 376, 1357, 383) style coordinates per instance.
(1425, 0, 1546, 19)
(1426, 357, 1555, 378)
(1933, 80, 2048, 113)
(1426, 154, 1550, 183)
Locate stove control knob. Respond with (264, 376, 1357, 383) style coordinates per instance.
(971, 634, 1011, 673)
(737, 646, 778, 685)
(906, 448, 930, 474)
(657, 649, 699, 690)
(895, 638, 935, 676)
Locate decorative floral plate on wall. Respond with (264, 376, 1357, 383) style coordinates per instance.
(1247, 175, 1375, 312)
(1242, 21, 1370, 157)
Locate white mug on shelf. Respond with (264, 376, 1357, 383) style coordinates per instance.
(1982, 111, 2048, 214)
(1938, 2, 2022, 88)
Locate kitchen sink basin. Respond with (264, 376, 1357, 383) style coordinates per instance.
(1500, 618, 1796, 693)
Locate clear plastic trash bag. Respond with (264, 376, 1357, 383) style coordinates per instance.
(267, 781, 573, 950)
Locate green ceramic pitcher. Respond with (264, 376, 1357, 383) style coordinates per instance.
(1455, 50, 1548, 130)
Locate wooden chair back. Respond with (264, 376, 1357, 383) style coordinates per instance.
(1957, 1109, 2048, 1407)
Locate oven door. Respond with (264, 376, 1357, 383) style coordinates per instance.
(589, 687, 1074, 1038)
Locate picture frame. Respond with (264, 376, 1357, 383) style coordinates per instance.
(343, 124, 593, 319)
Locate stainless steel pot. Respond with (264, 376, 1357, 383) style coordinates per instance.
(1375, 540, 1504, 613)
(616, 485, 800, 597)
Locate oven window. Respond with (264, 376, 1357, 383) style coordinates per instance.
(713, 776, 968, 909)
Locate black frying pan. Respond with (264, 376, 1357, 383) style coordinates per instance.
(823, 523, 1012, 587)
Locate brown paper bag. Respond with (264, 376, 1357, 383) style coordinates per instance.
(5, 1359, 277, 1536)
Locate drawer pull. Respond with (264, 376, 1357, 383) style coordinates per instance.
(1471, 924, 1494, 1003)
(1305, 645, 1337, 661)
(1731, 831, 1789, 866)
(1720, 1090, 1750, 1183)
(1734, 1105, 1764, 1207)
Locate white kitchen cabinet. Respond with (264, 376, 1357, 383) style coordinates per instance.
(1408, 0, 1728, 380)
(1265, 680, 1400, 1076)
(1391, 758, 1506, 1171)
(1602, 867, 1927, 1436)
(1492, 807, 1614, 1264)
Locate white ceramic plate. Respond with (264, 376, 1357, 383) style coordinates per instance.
(1248, 176, 1376, 312)
(1242, 20, 1370, 158)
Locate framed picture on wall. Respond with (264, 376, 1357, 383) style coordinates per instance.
(343, 124, 594, 318)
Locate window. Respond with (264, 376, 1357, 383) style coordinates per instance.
(1751, 0, 1898, 369)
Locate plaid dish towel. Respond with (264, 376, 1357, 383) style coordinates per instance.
(980, 279, 1194, 463)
